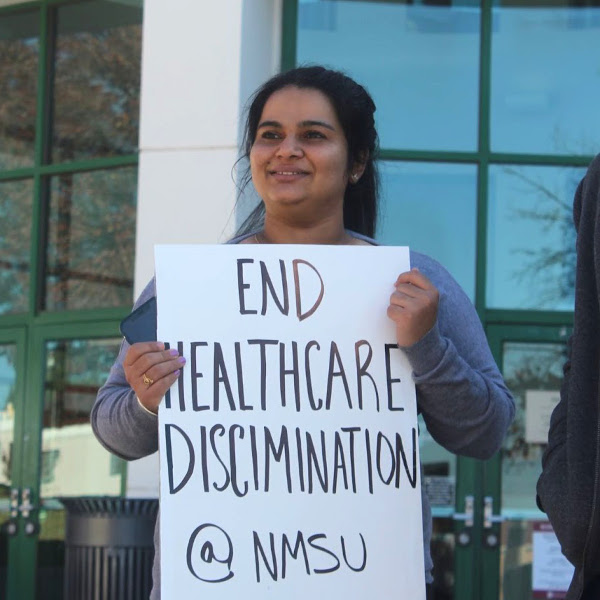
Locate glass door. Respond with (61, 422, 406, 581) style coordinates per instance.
(483, 324, 572, 600)
(28, 323, 126, 600)
(420, 415, 484, 600)
(0, 323, 125, 600)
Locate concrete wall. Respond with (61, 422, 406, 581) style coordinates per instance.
(127, 0, 282, 496)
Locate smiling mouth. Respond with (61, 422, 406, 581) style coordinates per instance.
(270, 171, 308, 175)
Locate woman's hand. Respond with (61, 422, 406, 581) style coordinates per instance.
(123, 342, 184, 414)
(387, 268, 439, 347)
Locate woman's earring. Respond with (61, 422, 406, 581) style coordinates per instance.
(351, 173, 359, 183)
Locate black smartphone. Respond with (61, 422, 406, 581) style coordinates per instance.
(120, 297, 157, 344)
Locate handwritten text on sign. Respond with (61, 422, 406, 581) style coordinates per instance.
(155, 244, 425, 599)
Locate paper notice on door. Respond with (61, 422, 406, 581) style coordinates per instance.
(525, 390, 560, 444)
(532, 522, 574, 599)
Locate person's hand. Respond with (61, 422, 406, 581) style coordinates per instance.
(123, 342, 184, 414)
(387, 268, 439, 347)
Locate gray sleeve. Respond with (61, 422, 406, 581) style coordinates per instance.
(402, 253, 515, 459)
(91, 279, 160, 460)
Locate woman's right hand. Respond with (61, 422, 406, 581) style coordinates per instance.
(123, 342, 184, 414)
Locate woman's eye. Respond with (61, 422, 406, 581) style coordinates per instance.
(305, 130, 325, 139)
(261, 131, 280, 140)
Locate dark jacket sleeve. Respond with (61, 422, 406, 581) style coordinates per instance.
(536, 340, 580, 563)
(537, 154, 600, 586)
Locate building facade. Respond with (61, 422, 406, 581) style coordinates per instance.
(0, 0, 598, 598)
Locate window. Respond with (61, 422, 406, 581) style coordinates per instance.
(0, 0, 143, 317)
(292, 0, 597, 315)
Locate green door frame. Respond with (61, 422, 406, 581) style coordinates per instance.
(483, 323, 571, 600)
(452, 456, 484, 600)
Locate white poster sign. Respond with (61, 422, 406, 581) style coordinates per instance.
(525, 390, 560, 444)
(155, 244, 424, 599)
(532, 522, 574, 598)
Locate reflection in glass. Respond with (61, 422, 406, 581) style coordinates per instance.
(0, 10, 38, 170)
(45, 167, 136, 311)
(51, 1, 142, 163)
(498, 519, 574, 600)
(500, 520, 534, 600)
(501, 341, 566, 514)
(419, 416, 457, 599)
(499, 341, 569, 597)
(430, 517, 455, 600)
(0, 345, 16, 497)
(420, 415, 457, 511)
(486, 164, 583, 310)
(491, 3, 600, 155)
(42, 338, 123, 499)
(0, 179, 33, 314)
(38, 337, 123, 599)
(379, 161, 477, 300)
(0, 344, 16, 593)
(297, 0, 480, 151)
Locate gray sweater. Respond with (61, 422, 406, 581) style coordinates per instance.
(92, 242, 515, 599)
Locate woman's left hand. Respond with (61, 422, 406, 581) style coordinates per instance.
(387, 268, 439, 347)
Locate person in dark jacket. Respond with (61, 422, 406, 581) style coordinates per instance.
(537, 152, 600, 600)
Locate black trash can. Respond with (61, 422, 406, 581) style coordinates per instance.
(61, 497, 158, 600)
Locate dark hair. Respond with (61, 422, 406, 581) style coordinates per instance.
(236, 65, 380, 238)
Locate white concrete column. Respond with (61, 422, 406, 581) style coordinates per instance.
(127, 0, 282, 497)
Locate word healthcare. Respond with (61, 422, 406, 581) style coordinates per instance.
(161, 257, 418, 500)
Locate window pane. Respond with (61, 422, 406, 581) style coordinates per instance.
(41, 337, 124, 498)
(486, 164, 582, 310)
(499, 340, 569, 599)
(501, 341, 565, 514)
(420, 411, 457, 600)
(491, 2, 600, 155)
(0, 10, 39, 170)
(0, 344, 16, 593)
(297, 0, 481, 151)
(51, 0, 143, 163)
(38, 337, 125, 599)
(0, 344, 16, 492)
(45, 167, 136, 311)
(0, 178, 33, 314)
(378, 161, 477, 300)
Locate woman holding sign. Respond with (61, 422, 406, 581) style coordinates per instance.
(93, 66, 514, 599)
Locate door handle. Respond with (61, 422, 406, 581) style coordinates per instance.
(483, 495, 504, 549)
(4, 488, 41, 537)
(483, 496, 504, 528)
(453, 495, 474, 546)
(3, 488, 21, 537)
(19, 488, 35, 519)
(1, 488, 20, 537)
(9, 488, 19, 518)
(19, 488, 41, 536)
(453, 494, 474, 527)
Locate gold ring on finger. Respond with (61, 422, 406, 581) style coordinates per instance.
(142, 373, 154, 387)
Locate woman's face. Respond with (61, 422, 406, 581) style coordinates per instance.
(250, 86, 353, 224)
